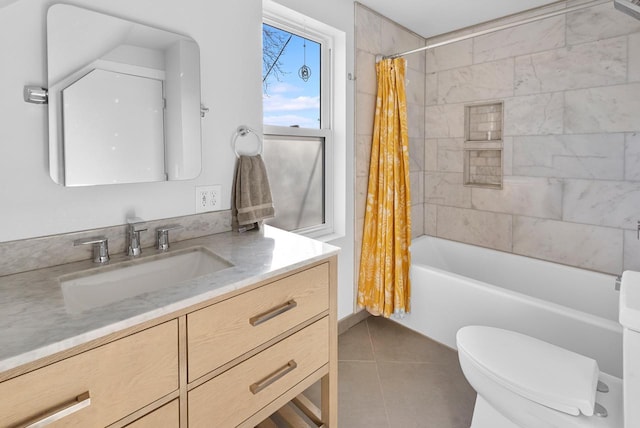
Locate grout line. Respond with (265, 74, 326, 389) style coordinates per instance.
(623, 133, 628, 185)
(339, 358, 378, 363)
(364, 317, 376, 359)
(622, 230, 627, 272)
(366, 319, 392, 428)
(370, 359, 456, 366)
(627, 34, 630, 84)
(374, 362, 392, 428)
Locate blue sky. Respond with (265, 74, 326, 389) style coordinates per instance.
(263, 24, 321, 129)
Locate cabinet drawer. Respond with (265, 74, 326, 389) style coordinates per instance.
(188, 317, 328, 428)
(187, 263, 329, 381)
(125, 400, 179, 428)
(0, 320, 178, 428)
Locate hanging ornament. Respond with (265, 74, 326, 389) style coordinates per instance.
(298, 38, 311, 82)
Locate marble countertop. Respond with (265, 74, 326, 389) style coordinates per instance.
(0, 226, 339, 373)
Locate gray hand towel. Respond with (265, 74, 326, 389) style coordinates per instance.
(232, 155, 275, 228)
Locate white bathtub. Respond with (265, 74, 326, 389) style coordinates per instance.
(395, 236, 623, 377)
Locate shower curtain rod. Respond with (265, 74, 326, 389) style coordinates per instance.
(381, 0, 609, 60)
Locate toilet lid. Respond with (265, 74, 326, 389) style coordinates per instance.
(457, 326, 599, 416)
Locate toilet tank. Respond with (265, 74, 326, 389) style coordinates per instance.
(620, 271, 640, 428)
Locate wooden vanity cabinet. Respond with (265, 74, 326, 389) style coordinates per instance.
(0, 256, 337, 428)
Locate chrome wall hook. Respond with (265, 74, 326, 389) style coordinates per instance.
(24, 86, 48, 104)
(200, 104, 209, 117)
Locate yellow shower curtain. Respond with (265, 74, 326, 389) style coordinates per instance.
(357, 57, 411, 318)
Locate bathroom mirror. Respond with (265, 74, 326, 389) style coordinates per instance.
(47, 4, 202, 186)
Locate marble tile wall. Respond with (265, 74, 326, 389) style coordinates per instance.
(473, 15, 566, 63)
(514, 36, 628, 95)
(565, 84, 640, 133)
(436, 206, 512, 252)
(512, 134, 625, 180)
(630, 33, 640, 82)
(354, 4, 426, 283)
(438, 59, 514, 104)
(423, 1, 640, 274)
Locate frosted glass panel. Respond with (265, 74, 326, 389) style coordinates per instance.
(263, 135, 324, 231)
(62, 69, 165, 186)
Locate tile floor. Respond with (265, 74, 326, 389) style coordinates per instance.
(305, 316, 477, 428)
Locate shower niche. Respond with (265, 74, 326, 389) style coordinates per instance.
(463, 102, 503, 189)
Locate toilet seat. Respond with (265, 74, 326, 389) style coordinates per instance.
(457, 326, 599, 416)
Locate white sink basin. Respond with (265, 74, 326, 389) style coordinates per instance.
(60, 246, 233, 314)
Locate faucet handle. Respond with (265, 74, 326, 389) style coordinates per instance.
(156, 224, 183, 251)
(127, 217, 147, 233)
(74, 236, 110, 264)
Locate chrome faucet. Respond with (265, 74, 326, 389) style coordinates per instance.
(74, 236, 110, 263)
(126, 218, 147, 256)
(156, 224, 183, 251)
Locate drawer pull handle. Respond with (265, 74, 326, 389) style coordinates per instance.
(19, 391, 91, 428)
(249, 300, 297, 326)
(250, 360, 297, 395)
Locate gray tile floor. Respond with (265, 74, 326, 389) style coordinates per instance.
(306, 316, 476, 428)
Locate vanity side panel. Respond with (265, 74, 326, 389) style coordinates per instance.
(323, 254, 338, 427)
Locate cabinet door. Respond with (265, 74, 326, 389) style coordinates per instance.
(188, 317, 329, 428)
(188, 263, 329, 381)
(125, 400, 179, 428)
(0, 321, 179, 428)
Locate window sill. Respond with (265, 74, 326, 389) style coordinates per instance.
(309, 231, 344, 243)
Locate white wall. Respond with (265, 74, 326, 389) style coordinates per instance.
(268, 0, 356, 319)
(0, 0, 262, 241)
(0, 0, 356, 320)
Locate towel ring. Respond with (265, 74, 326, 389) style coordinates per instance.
(232, 125, 263, 158)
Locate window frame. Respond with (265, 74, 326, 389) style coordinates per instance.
(262, 4, 340, 239)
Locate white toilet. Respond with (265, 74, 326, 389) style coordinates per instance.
(457, 270, 640, 428)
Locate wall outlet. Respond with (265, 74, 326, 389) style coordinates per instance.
(195, 185, 222, 213)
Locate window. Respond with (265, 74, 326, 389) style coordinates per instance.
(262, 23, 321, 129)
(261, 2, 344, 239)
